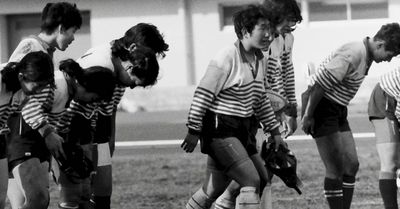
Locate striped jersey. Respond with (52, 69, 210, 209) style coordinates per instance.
(264, 33, 296, 105)
(309, 37, 372, 106)
(75, 43, 125, 118)
(379, 67, 400, 122)
(8, 35, 56, 131)
(187, 41, 279, 134)
(0, 73, 13, 134)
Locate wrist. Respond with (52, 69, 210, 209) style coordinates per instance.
(39, 125, 55, 139)
(188, 128, 201, 136)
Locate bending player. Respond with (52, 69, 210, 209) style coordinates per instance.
(302, 23, 400, 209)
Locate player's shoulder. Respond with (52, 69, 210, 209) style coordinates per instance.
(335, 41, 365, 65)
(77, 43, 113, 69)
(9, 37, 46, 62)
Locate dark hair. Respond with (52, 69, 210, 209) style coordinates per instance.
(111, 23, 169, 59)
(262, 0, 302, 23)
(128, 46, 159, 87)
(233, 4, 280, 40)
(59, 59, 116, 101)
(374, 23, 400, 55)
(1, 51, 54, 92)
(41, 2, 82, 34)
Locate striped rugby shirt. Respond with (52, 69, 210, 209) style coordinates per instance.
(379, 68, 400, 122)
(75, 43, 126, 118)
(309, 37, 372, 106)
(0, 73, 13, 134)
(7, 36, 56, 133)
(187, 41, 279, 134)
(264, 33, 296, 105)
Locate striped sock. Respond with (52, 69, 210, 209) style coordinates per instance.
(342, 175, 355, 209)
(214, 192, 235, 209)
(379, 179, 398, 209)
(186, 188, 215, 209)
(324, 178, 343, 209)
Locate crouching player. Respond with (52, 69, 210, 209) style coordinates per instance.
(181, 5, 285, 209)
(58, 23, 168, 209)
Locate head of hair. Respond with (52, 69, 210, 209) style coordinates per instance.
(262, 0, 302, 23)
(41, 2, 82, 34)
(233, 4, 281, 40)
(374, 23, 400, 55)
(111, 23, 169, 59)
(127, 46, 159, 87)
(59, 59, 116, 101)
(1, 51, 54, 92)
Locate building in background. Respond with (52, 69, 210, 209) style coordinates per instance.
(0, 0, 399, 111)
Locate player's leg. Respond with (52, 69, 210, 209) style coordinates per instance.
(315, 132, 344, 209)
(211, 137, 261, 209)
(339, 131, 359, 209)
(13, 158, 49, 209)
(186, 157, 230, 209)
(372, 118, 399, 209)
(214, 180, 239, 209)
(7, 177, 24, 209)
(91, 115, 113, 209)
(0, 135, 8, 209)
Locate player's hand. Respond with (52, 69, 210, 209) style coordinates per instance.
(181, 132, 200, 153)
(282, 116, 297, 138)
(44, 132, 66, 160)
(301, 115, 314, 135)
(271, 134, 286, 152)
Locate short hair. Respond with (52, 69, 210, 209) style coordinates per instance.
(374, 23, 400, 55)
(41, 2, 82, 34)
(129, 46, 160, 87)
(233, 4, 281, 40)
(1, 51, 54, 92)
(59, 59, 116, 101)
(262, 0, 302, 23)
(114, 23, 169, 58)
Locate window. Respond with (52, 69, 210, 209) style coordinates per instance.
(308, 0, 388, 22)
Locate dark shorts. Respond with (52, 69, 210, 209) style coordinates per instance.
(368, 83, 396, 121)
(312, 97, 351, 138)
(0, 134, 7, 159)
(94, 114, 112, 144)
(200, 111, 258, 159)
(7, 113, 50, 172)
(67, 114, 94, 145)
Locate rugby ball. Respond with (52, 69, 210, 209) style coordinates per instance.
(266, 90, 287, 112)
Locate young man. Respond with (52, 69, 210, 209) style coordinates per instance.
(6, 2, 82, 208)
(214, 1, 302, 208)
(181, 5, 284, 209)
(302, 23, 400, 209)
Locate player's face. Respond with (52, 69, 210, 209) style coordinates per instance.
(120, 61, 146, 89)
(56, 26, 78, 51)
(373, 44, 396, 63)
(248, 19, 276, 49)
(18, 73, 52, 95)
(277, 18, 297, 35)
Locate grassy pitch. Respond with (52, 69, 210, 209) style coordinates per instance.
(41, 137, 384, 209)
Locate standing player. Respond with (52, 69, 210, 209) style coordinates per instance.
(181, 5, 284, 209)
(302, 23, 400, 209)
(5, 2, 82, 209)
(57, 23, 168, 209)
(214, 1, 302, 208)
(368, 66, 400, 209)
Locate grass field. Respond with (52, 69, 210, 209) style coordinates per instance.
(35, 137, 383, 209)
(5, 111, 389, 209)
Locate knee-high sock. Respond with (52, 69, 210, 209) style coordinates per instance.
(324, 178, 343, 209)
(342, 175, 355, 209)
(379, 171, 398, 209)
(186, 188, 215, 209)
(235, 187, 260, 209)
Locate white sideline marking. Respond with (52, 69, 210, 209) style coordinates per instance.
(115, 132, 376, 147)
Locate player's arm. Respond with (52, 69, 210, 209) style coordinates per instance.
(301, 83, 324, 135)
(182, 51, 231, 153)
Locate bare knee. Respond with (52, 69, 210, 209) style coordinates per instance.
(26, 189, 49, 209)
